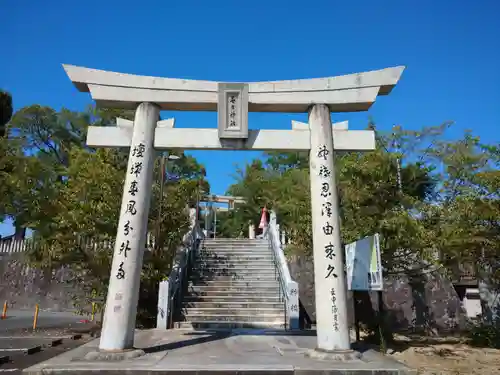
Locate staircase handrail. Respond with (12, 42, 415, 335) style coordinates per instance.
(267, 210, 299, 330)
(157, 208, 204, 329)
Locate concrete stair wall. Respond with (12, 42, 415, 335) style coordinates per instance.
(174, 238, 286, 329)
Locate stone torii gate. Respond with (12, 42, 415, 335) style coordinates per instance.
(63, 64, 404, 355)
(201, 194, 246, 210)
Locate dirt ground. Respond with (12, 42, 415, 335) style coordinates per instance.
(387, 334, 500, 375)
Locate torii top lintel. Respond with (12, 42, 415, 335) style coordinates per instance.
(62, 65, 405, 113)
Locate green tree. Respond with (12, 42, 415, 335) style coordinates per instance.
(223, 123, 439, 275)
(0, 90, 14, 218)
(421, 134, 500, 320)
(0, 90, 12, 137)
(27, 145, 207, 326)
(1, 103, 209, 325)
(0, 105, 88, 236)
(222, 160, 278, 237)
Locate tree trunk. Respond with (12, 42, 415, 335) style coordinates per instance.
(14, 223, 26, 240)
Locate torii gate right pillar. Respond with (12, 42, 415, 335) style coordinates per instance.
(309, 104, 351, 351)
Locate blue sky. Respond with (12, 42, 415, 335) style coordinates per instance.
(1, 0, 499, 236)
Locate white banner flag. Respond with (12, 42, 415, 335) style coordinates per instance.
(345, 233, 383, 291)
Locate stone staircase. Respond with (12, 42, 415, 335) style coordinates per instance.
(174, 238, 286, 329)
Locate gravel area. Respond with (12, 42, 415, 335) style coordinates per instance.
(385, 334, 500, 375)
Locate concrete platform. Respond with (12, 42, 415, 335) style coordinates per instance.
(23, 329, 416, 374)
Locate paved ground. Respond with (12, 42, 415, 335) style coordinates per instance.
(0, 311, 85, 333)
(24, 329, 416, 374)
(0, 335, 92, 374)
(0, 311, 96, 374)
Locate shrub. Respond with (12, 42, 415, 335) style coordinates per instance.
(467, 319, 500, 348)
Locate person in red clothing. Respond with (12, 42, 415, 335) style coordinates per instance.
(257, 207, 270, 238)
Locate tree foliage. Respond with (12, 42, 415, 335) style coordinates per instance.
(0, 104, 209, 326)
(0, 90, 13, 137)
(220, 123, 499, 283)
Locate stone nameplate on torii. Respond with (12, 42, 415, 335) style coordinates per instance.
(217, 83, 249, 140)
(63, 63, 404, 355)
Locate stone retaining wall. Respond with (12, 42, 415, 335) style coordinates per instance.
(0, 250, 470, 333)
(0, 252, 79, 311)
(289, 254, 468, 333)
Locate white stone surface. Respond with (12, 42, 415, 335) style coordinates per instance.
(64, 64, 404, 95)
(248, 224, 256, 239)
(464, 288, 482, 318)
(99, 102, 160, 351)
(86, 84, 380, 112)
(116, 118, 133, 127)
(156, 280, 169, 330)
(157, 118, 176, 128)
(269, 211, 300, 330)
(86, 127, 375, 152)
(87, 126, 133, 147)
(292, 120, 349, 131)
(24, 329, 416, 374)
(63, 64, 405, 112)
(308, 104, 351, 351)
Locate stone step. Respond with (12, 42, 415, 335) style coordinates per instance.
(195, 265, 276, 271)
(188, 284, 279, 290)
(200, 247, 271, 252)
(185, 290, 280, 297)
(203, 244, 268, 247)
(199, 253, 271, 257)
(174, 321, 285, 329)
(197, 253, 274, 260)
(193, 271, 276, 277)
(194, 261, 275, 268)
(192, 263, 276, 273)
(203, 239, 267, 242)
(179, 313, 283, 323)
(188, 285, 280, 293)
(197, 257, 272, 261)
(183, 295, 282, 303)
(182, 301, 284, 309)
(188, 280, 279, 289)
(196, 255, 274, 260)
(203, 242, 267, 244)
(200, 244, 271, 251)
(203, 241, 268, 243)
(202, 243, 268, 247)
(192, 264, 276, 270)
(196, 260, 276, 268)
(191, 270, 277, 277)
(190, 275, 278, 282)
(189, 279, 279, 284)
(198, 248, 273, 256)
(202, 247, 269, 250)
(182, 307, 284, 315)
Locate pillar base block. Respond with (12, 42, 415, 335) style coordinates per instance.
(305, 348, 362, 361)
(84, 349, 146, 361)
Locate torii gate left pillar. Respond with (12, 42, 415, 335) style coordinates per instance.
(63, 64, 404, 354)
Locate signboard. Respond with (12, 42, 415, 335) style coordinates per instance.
(217, 82, 249, 140)
(344, 233, 383, 291)
(165, 172, 180, 182)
